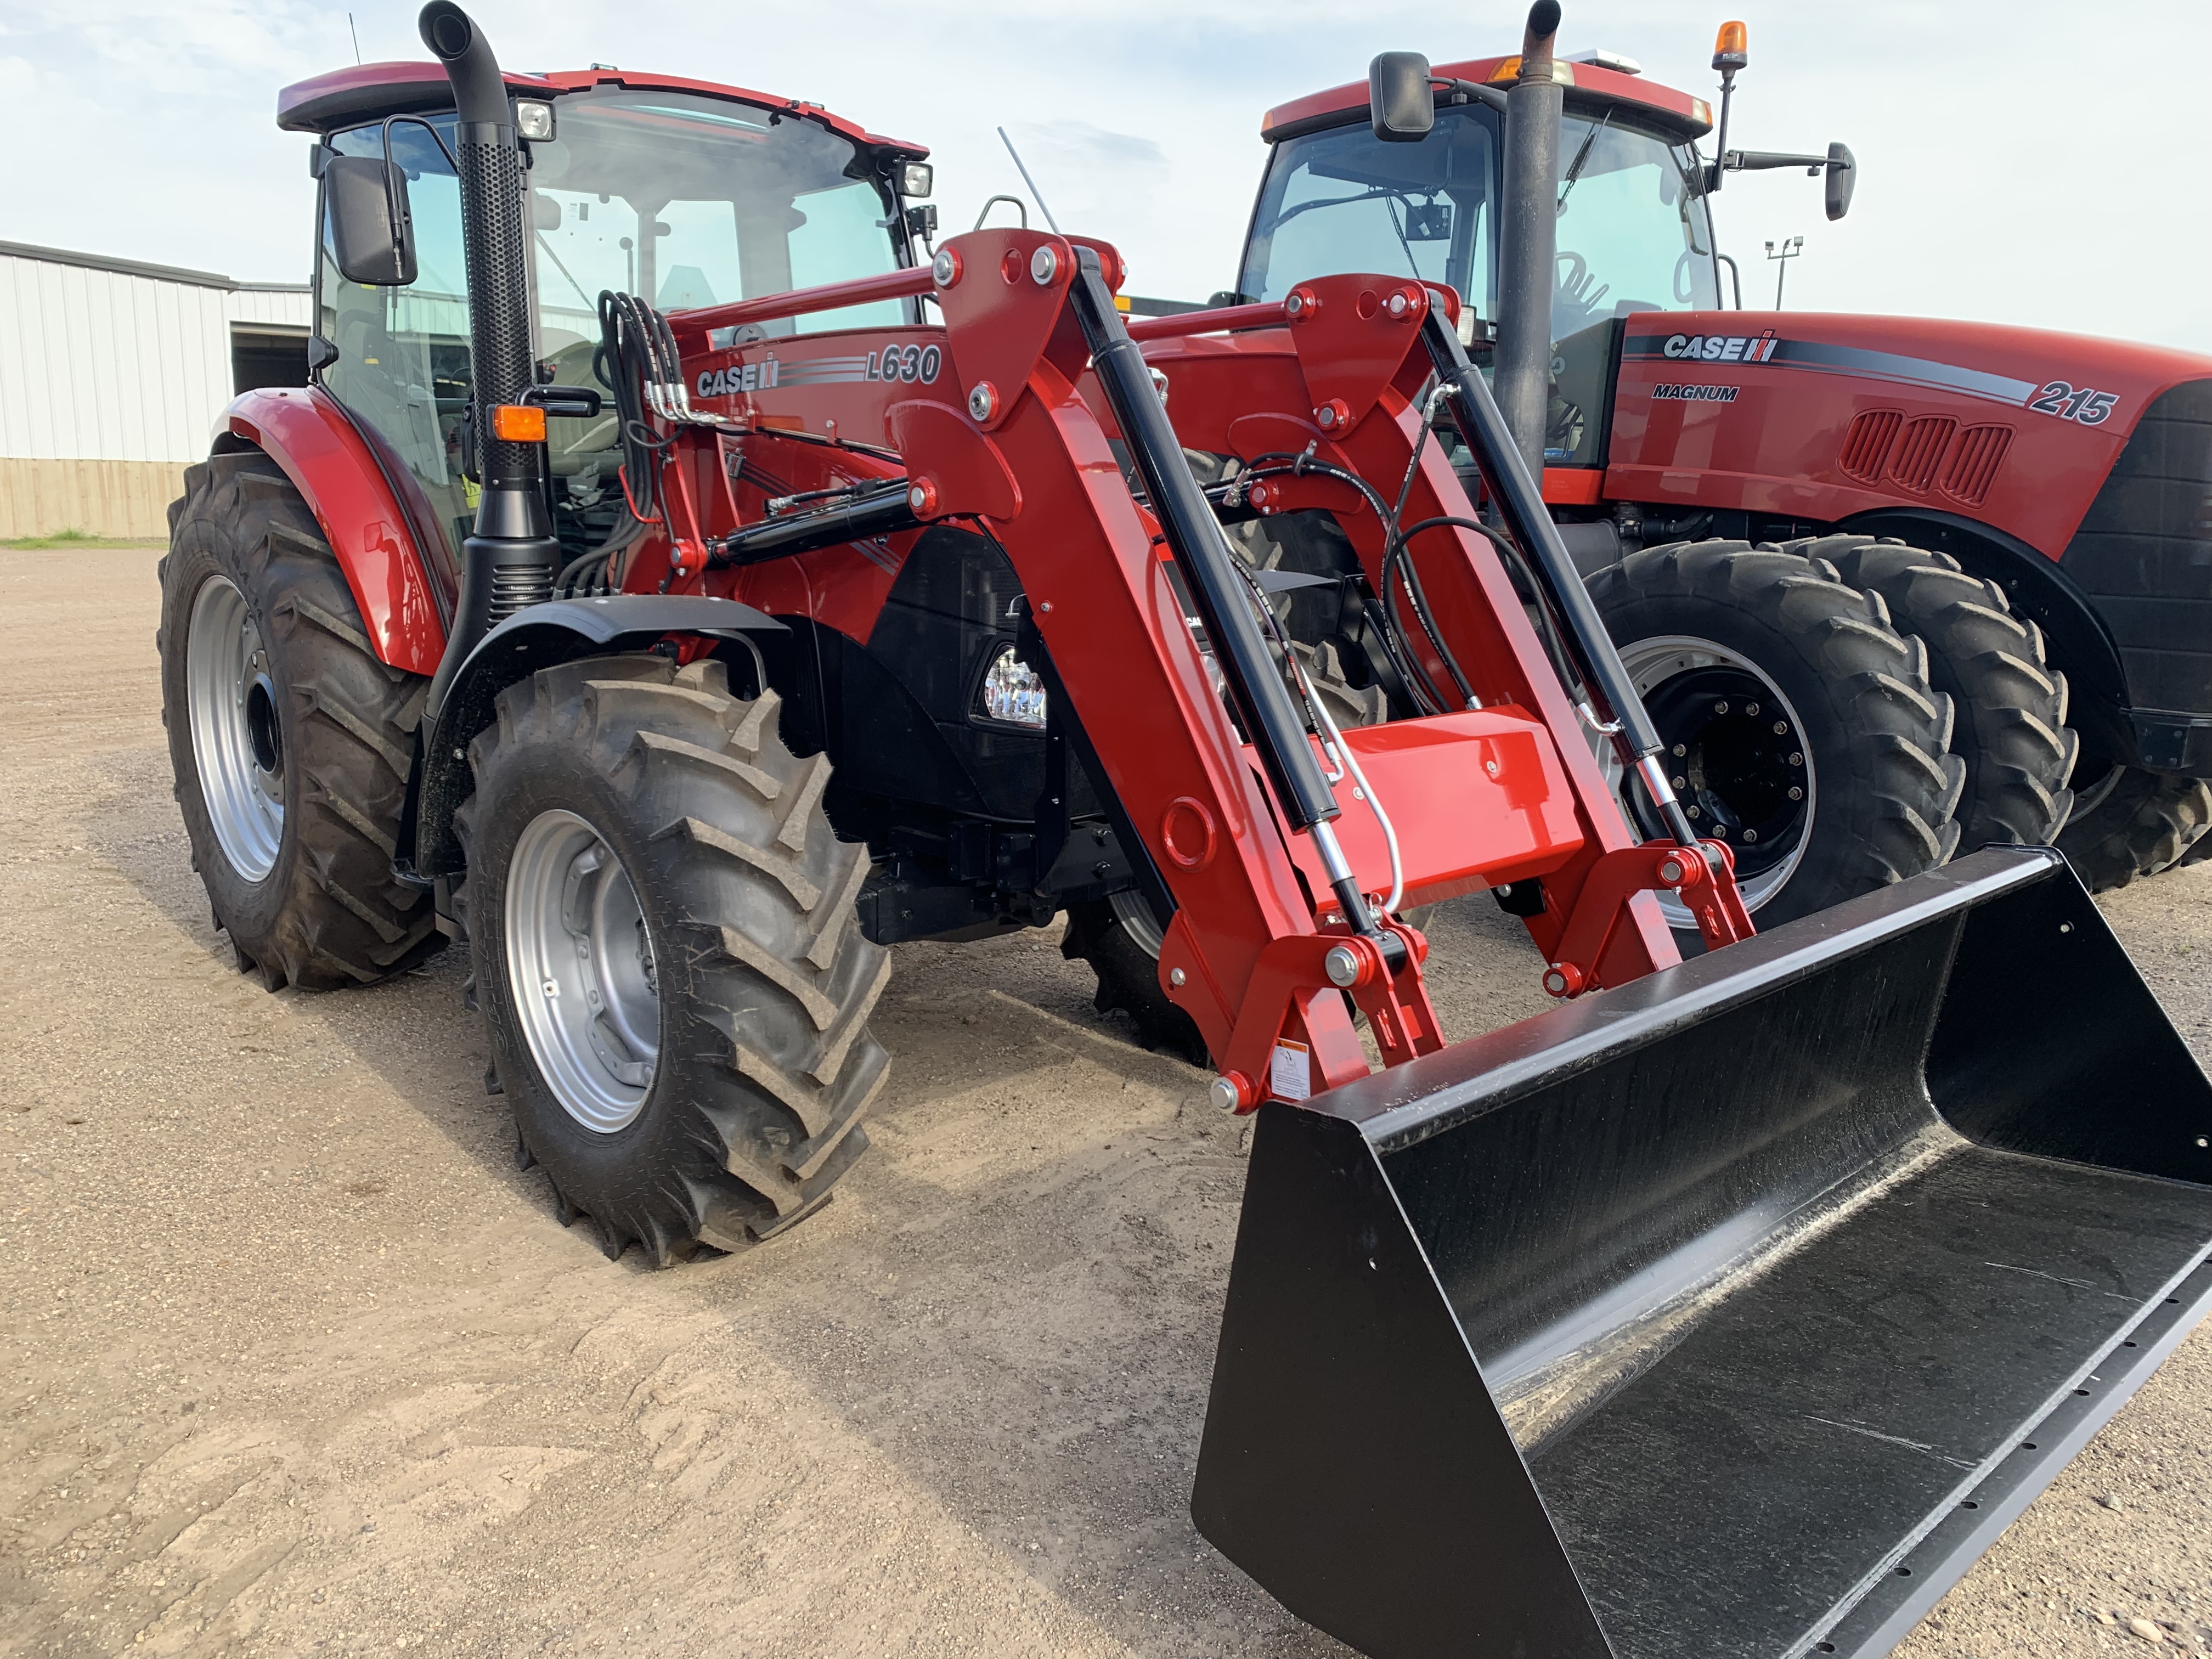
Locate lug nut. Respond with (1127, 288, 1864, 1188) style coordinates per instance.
(1787, 786, 1803, 801)
(1789, 751, 1804, 766)
(1714, 699, 1729, 714)
(1672, 743, 1686, 757)
(1774, 721, 1788, 735)
(1744, 829, 1759, 843)
(1324, 944, 1363, 988)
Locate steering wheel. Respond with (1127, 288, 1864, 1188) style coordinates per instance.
(1673, 249, 1701, 304)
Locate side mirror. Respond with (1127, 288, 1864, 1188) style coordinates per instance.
(326, 155, 416, 286)
(1824, 142, 1857, 221)
(1369, 52, 1435, 144)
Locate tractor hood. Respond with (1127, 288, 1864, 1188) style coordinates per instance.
(1606, 308, 2212, 563)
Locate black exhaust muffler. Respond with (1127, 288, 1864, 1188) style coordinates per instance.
(418, 0, 559, 724)
(1194, 847, 2212, 1659)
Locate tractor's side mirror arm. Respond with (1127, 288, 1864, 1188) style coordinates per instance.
(326, 156, 416, 286)
(1718, 144, 1858, 220)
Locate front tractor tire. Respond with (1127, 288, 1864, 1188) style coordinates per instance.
(458, 656, 890, 1264)
(159, 449, 439, 989)
(1587, 540, 1966, 944)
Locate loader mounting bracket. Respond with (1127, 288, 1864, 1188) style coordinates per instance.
(1544, 837, 1752, 996)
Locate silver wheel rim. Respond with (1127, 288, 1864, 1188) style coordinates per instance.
(1594, 635, 1818, 928)
(505, 809, 660, 1131)
(1109, 888, 1167, 958)
(185, 574, 285, 882)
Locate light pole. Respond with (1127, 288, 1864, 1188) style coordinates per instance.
(1764, 236, 1804, 309)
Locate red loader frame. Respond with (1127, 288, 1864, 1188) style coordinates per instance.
(627, 228, 1750, 1104)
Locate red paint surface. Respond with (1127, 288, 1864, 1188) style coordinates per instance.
(1263, 54, 1711, 140)
(225, 387, 447, 676)
(1605, 312, 2212, 558)
(278, 60, 927, 155)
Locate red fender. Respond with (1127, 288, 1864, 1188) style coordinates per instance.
(220, 386, 450, 676)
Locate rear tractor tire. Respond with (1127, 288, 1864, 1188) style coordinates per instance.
(159, 448, 439, 989)
(2056, 764, 2212, 891)
(1817, 535, 2078, 848)
(1587, 539, 1965, 943)
(458, 654, 890, 1263)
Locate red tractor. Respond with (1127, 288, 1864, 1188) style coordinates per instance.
(1206, 8, 2210, 940)
(157, 7, 2212, 1658)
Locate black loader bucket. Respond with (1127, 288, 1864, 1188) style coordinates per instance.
(1193, 847, 2212, 1659)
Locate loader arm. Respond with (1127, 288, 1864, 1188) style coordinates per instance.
(641, 231, 1737, 1100)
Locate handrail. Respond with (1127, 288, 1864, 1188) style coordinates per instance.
(670, 264, 938, 338)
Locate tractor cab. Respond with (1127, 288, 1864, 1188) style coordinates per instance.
(279, 63, 932, 571)
(1242, 57, 1720, 472)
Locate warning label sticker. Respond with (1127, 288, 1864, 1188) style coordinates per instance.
(1269, 1040, 1312, 1102)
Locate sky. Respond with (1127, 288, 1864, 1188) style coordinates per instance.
(3, 0, 2208, 354)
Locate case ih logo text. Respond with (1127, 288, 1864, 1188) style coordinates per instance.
(1662, 331, 1781, 363)
(698, 361, 780, 398)
(1652, 383, 1740, 403)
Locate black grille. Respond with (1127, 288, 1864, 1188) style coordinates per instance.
(455, 137, 534, 482)
(2061, 379, 2212, 714)
(488, 565, 551, 619)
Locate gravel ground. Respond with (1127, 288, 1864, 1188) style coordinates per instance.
(2, 546, 2208, 1658)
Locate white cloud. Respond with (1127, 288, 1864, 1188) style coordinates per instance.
(3, 0, 2205, 351)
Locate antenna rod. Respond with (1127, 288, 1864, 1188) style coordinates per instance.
(996, 127, 1062, 234)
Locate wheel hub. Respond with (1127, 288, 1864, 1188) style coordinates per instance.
(1598, 635, 1818, 923)
(505, 809, 659, 1132)
(184, 575, 286, 881)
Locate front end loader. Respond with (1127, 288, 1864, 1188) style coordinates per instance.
(157, 7, 2212, 1657)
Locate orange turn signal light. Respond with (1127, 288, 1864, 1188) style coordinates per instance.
(491, 403, 547, 443)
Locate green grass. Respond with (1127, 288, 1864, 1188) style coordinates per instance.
(2, 528, 164, 550)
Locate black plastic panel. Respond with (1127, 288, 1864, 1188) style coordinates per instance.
(2061, 379, 2212, 716)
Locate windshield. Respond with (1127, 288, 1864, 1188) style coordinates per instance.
(1241, 104, 1717, 333)
(1241, 108, 1498, 309)
(528, 87, 907, 375)
(1552, 110, 1718, 330)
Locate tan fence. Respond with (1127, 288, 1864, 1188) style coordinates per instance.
(0, 458, 188, 540)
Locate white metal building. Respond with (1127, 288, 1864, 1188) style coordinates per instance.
(0, 241, 312, 539)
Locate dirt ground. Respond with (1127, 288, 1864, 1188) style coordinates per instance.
(3, 545, 2208, 1659)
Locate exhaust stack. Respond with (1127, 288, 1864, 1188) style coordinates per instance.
(418, 1, 560, 724)
(1493, 1, 1563, 481)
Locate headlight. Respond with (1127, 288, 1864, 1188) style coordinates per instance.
(515, 100, 555, 142)
(896, 160, 934, 200)
(975, 645, 1047, 729)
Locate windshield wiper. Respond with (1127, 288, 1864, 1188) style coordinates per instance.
(1556, 110, 1612, 215)
(1267, 185, 1423, 232)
